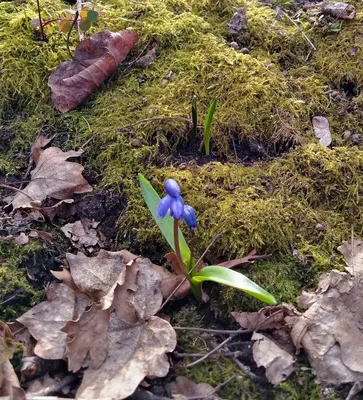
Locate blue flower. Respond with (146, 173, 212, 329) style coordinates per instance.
(182, 205, 197, 230)
(164, 178, 181, 197)
(157, 194, 184, 219)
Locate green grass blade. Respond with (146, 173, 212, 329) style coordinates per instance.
(138, 173, 191, 265)
(203, 99, 217, 156)
(191, 95, 198, 137)
(191, 266, 277, 305)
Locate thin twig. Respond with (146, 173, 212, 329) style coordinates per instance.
(66, 11, 79, 61)
(174, 327, 252, 336)
(187, 375, 235, 400)
(280, 7, 316, 50)
(231, 358, 265, 384)
(36, 0, 46, 41)
(121, 39, 152, 75)
(158, 233, 223, 310)
(80, 116, 191, 149)
(0, 184, 34, 201)
(174, 350, 248, 358)
(179, 333, 236, 369)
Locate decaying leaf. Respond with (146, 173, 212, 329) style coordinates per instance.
(312, 116, 332, 147)
(321, 2, 355, 19)
(17, 283, 75, 359)
(11, 144, 92, 210)
(290, 238, 363, 387)
(76, 314, 176, 399)
(48, 30, 138, 113)
(62, 303, 110, 372)
(252, 332, 295, 386)
(66, 250, 125, 300)
(61, 219, 105, 251)
(232, 305, 296, 331)
(168, 376, 222, 400)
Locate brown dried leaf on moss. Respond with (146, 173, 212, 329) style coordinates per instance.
(17, 284, 75, 360)
(321, 2, 355, 19)
(61, 303, 110, 372)
(291, 238, 363, 386)
(76, 314, 176, 399)
(11, 145, 92, 210)
(167, 376, 222, 400)
(252, 332, 295, 386)
(312, 116, 332, 147)
(48, 30, 138, 113)
(232, 304, 296, 331)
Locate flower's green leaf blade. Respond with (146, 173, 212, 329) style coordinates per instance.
(191, 266, 277, 305)
(191, 95, 198, 137)
(203, 99, 217, 156)
(138, 174, 191, 265)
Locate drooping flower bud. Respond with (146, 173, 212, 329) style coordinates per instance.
(170, 196, 184, 219)
(157, 194, 172, 218)
(182, 205, 197, 230)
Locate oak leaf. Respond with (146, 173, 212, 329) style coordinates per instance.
(48, 30, 138, 113)
(76, 314, 176, 399)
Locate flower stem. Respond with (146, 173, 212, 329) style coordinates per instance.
(173, 219, 188, 277)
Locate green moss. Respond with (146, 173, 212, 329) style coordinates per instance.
(0, 242, 43, 320)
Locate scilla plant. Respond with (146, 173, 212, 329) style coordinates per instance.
(139, 174, 277, 305)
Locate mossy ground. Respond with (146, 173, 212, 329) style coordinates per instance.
(2, 0, 363, 397)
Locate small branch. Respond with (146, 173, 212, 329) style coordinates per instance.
(0, 184, 34, 201)
(231, 358, 266, 384)
(174, 350, 248, 359)
(121, 39, 152, 75)
(36, 0, 46, 41)
(80, 116, 191, 149)
(66, 11, 79, 60)
(187, 375, 235, 400)
(174, 327, 252, 336)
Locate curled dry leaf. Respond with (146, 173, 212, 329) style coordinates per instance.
(11, 143, 92, 210)
(312, 116, 332, 147)
(252, 333, 295, 386)
(48, 30, 138, 113)
(61, 219, 105, 251)
(168, 376, 222, 400)
(17, 283, 75, 360)
(290, 238, 363, 386)
(62, 303, 110, 372)
(76, 314, 176, 400)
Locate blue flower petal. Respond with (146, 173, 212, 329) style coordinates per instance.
(157, 195, 172, 218)
(170, 196, 184, 219)
(183, 205, 197, 230)
(164, 178, 181, 198)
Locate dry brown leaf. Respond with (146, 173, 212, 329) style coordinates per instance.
(31, 136, 52, 164)
(17, 283, 75, 359)
(312, 116, 332, 147)
(290, 238, 363, 387)
(232, 305, 296, 331)
(48, 30, 138, 113)
(61, 219, 104, 250)
(62, 303, 110, 372)
(76, 314, 176, 399)
(66, 250, 125, 300)
(321, 2, 355, 19)
(28, 229, 53, 244)
(252, 332, 295, 386)
(218, 250, 271, 269)
(11, 146, 92, 210)
(168, 376, 222, 400)
(13, 233, 29, 245)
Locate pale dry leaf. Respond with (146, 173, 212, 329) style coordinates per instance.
(0, 359, 25, 400)
(76, 314, 176, 400)
(61, 219, 102, 250)
(11, 147, 92, 210)
(290, 238, 363, 386)
(252, 332, 295, 386)
(113, 256, 163, 323)
(168, 376, 222, 400)
(312, 116, 332, 147)
(13, 233, 29, 245)
(66, 250, 125, 300)
(17, 283, 75, 359)
(48, 30, 138, 113)
(31, 136, 52, 164)
(322, 2, 355, 19)
(62, 303, 110, 372)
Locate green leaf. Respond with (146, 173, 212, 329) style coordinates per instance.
(203, 99, 217, 156)
(191, 95, 198, 137)
(191, 266, 277, 305)
(138, 174, 191, 266)
(87, 10, 99, 22)
(79, 19, 91, 32)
